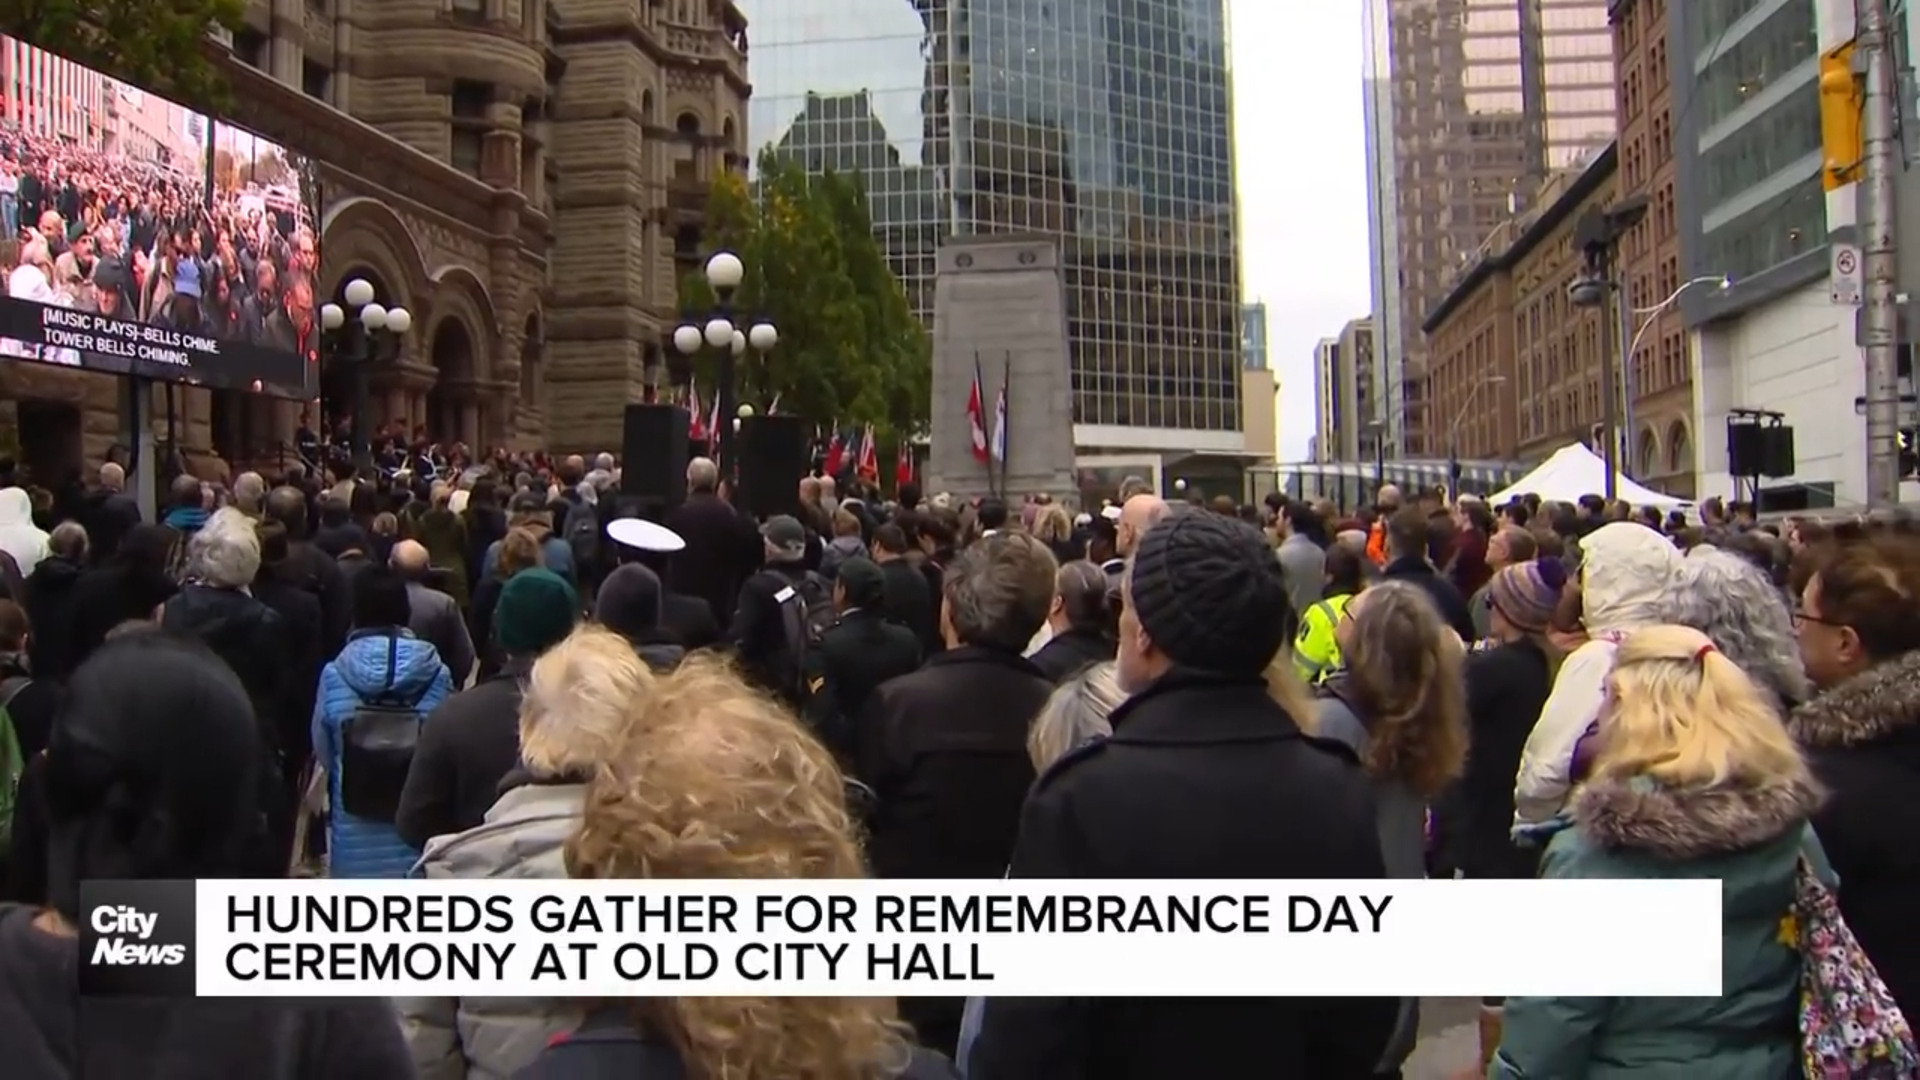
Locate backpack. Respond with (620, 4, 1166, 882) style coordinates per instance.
(770, 570, 836, 702)
(562, 498, 600, 578)
(0, 676, 28, 856)
(337, 636, 431, 825)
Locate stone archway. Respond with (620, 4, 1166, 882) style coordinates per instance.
(320, 197, 430, 309)
(1637, 426, 1662, 478)
(429, 319, 478, 446)
(1667, 420, 1693, 476)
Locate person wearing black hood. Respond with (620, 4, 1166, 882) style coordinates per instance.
(593, 563, 688, 671)
(0, 631, 413, 1078)
(807, 557, 920, 763)
(64, 523, 176, 668)
(965, 511, 1394, 1079)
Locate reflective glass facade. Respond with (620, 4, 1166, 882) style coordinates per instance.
(1363, 0, 1613, 456)
(1679, 0, 1824, 287)
(1242, 301, 1267, 370)
(740, 0, 1242, 434)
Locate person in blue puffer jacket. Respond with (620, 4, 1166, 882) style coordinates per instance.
(313, 564, 453, 879)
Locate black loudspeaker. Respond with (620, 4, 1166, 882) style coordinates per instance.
(736, 414, 809, 520)
(1728, 423, 1797, 479)
(621, 404, 690, 503)
(1760, 425, 1796, 478)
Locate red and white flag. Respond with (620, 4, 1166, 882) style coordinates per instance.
(687, 380, 707, 442)
(706, 396, 721, 452)
(824, 426, 845, 476)
(896, 437, 914, 488)
(967, 373, 990, 463)
(858, 423, 879, 480)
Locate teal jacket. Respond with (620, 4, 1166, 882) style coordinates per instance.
(1492, 771, 1828, 1080)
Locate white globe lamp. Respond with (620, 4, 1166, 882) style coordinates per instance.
(747, 320, 779, 351)
(359, 303, 388, 331)
(704, 251, 744, 291)
(672, 324, 704, 355)
(385, 307, 412, 335)
(319, 303, 344, 331)
(703, 317, 734, 349)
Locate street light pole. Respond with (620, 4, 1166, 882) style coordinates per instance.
(673, 251, 778, 488)
(1446, 375, 1507, 502)
(1571, 198, 1648, 501)
(320, 277, 412, 476)
(1622, 275, 1730, 473)
(1860, 0, 1903, 506)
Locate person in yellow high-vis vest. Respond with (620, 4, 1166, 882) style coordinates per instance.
(1294, 544, 1368, 684)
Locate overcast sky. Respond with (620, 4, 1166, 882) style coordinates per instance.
(1228, 1, 1371, 460)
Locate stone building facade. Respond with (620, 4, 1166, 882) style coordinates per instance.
(0, 0, 748, 477)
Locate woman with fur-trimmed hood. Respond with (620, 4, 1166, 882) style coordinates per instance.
(1491, 625, 1825, 1080)
(1788, 531, 1920, 1022)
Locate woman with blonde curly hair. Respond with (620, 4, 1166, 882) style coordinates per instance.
(1311, 579, 1468, 1078)
(520, 651, 960, 1080)
(1491, 625, 1824, 1079)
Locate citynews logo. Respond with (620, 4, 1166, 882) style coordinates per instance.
(90, 904, 185, 966)
(80, 880, 197, 997)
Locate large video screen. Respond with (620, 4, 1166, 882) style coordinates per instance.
(0, 35, 318, 398)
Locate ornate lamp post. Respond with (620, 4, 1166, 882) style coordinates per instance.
(672, 251, 777, 475)
(320, 276, 411, 473)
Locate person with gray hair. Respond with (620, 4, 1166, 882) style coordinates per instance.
(232, 471, 267, 516)
(21, 521, 87, 681)
(855, 531, 1059, 1055)
(1029, 559, 1118, 682)
(1660, 546, 1811, 713)
(158, 507, 295, 859)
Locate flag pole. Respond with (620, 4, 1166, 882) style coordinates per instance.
(1000, 349, 1012, 499)
(974, 350, 995, 498)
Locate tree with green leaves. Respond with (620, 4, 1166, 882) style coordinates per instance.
(680, 151, 931, 450)
(0, 0, 245, 107)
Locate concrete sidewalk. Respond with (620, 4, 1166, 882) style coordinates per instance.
(1404, 998, 1479, 1079)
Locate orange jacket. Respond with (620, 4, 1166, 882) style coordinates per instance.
(1366, 519, 1388, 565)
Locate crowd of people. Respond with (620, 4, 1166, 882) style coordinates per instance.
(0, 124, 318, 368)
(0, 439, 1913, 1079)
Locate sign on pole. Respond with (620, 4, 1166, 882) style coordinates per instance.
(1831, 243, 1863, 305)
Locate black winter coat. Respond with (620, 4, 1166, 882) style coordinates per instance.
(967, 669, 1397, 1080)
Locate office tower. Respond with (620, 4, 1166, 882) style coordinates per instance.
(741, 0, 1244, 454)
(1364, 0, 1615, 456)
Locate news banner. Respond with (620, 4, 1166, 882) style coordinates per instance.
(79, 879, 1724, 998)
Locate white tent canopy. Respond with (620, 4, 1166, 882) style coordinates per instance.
(1488, 443, 1692, 509)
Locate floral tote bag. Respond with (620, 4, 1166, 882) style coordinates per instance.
(1795, 857, 1920, 1078)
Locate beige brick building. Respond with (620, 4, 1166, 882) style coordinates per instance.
(1, 0, 748, 477)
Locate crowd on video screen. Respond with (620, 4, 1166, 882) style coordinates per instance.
(0, 125, 319, 366)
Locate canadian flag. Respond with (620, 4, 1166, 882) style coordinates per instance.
(967, 373, 990, 463)
(706, 396, 720, 452)
(990, 382, 1008, 463)
(687, 380, 707, 443)
(896, 437, 914, 488)
(824, 426, 845, 475)
(858, 423, 879, 479)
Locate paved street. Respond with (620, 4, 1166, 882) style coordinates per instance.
(1404, 997, 1480, 1079)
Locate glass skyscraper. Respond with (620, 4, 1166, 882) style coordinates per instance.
(740, 0, 1243, 440)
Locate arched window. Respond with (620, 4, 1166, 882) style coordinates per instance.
(1667, 421, 1691, 475)
(676, 112, 701, 137)
(722, 116, 736, 151)
(1637, 428, 1660, 476)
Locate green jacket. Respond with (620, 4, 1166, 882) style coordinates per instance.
(1491, 772, 1827, 1080)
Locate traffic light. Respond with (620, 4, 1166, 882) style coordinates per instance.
(1820, 43, 1864, 191)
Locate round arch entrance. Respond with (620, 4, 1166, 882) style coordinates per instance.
(428, 319, 477, 445)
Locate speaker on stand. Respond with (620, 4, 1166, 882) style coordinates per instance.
(735, 414, 810, 520)
(621, 404, 691, 505)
